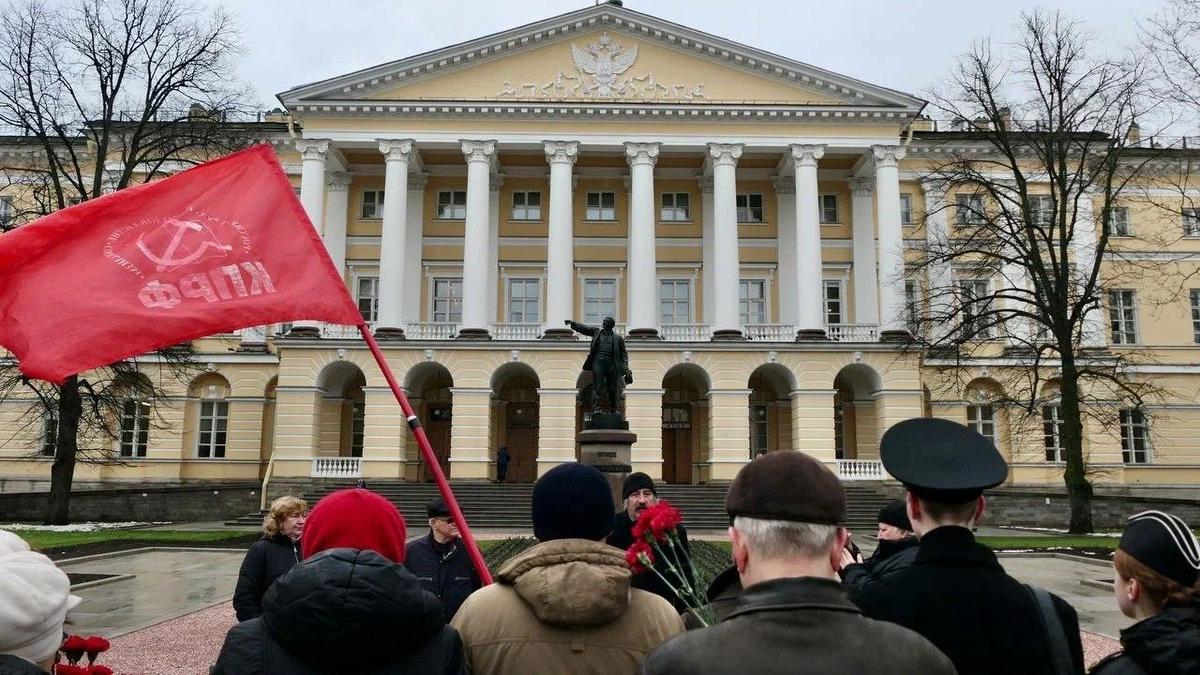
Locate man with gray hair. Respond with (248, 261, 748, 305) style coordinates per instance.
(642, 451, 954, 674)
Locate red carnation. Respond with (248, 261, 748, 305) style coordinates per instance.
(61, 635, 88, 663)
(625, 539, 654, 574)
(54, 665, 86, 675)
(648, 501, 683, 541)
(83, 636, 110, 663)
(88, 665, 114, 675)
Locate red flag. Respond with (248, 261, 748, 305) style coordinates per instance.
(0, 144, 362, 384)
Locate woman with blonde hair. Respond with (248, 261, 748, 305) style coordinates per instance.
(1091, 510, 1200, 674)
(233, 495, 307, 621)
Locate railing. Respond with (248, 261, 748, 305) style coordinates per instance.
(405, 322, 460, 340)
(827, 323, 880, 342)
(492, 322, 542, 340)
(660, 323, 712, 341)
(836, 459, 887, 481)
(311, 457, 362, 478)
(320, 323, 362, 339)
(744, 324, 795, 341)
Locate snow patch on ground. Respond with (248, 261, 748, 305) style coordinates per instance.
(999, 526, 1120, 537)
(1, 522, 169, 532)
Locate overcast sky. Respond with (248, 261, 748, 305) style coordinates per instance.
(205, 0, 1164, 108)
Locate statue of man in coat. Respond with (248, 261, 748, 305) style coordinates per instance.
(566, 317, 633, 416)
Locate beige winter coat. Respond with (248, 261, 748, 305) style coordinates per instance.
(450, 539, 684, 675)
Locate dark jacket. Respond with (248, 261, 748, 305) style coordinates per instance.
(855, 526, 1084, 675)
(568, 320, 630, 375)
(233, 533, 301, 621)
(1090, 602, 1200, 675)
(842, 536, 919, 594)
(404, 533, 482, 620)
(682, 564, 742, 630)
(213, 548, 464, 675)
(0, 655, 47, 675)
(608, 510, 693, 612)
(643, 576, 956, 674)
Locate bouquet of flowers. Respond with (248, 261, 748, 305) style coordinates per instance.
(623, 500, 717, 627)
(55, 635, 112, 675)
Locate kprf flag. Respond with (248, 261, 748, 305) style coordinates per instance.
(0, 144, 362, 384)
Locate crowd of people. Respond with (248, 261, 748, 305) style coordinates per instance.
(1, 416, 1199, 674)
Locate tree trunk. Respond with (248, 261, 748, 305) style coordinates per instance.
(1058, 359, 1094, 533)
(45, 375, 81, 525)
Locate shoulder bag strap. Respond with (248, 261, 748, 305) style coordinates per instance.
(1025, 584, 1075, 675)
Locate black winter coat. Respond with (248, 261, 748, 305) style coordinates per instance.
(643, 576, 956, 675)
(842, 536, 919, 595)
(233, 533, 301, 621)
(0, 655, 47, 675)
(608, 510, 693, 612)
(404, 533, 482, 620)
(855, 526, 1084, 675)
(1090, 602, 1200, 675)
(682, 564, 742, 630)
(213, 548, 465, 675)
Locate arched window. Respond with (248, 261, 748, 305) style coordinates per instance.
(198, 390, 229, 459)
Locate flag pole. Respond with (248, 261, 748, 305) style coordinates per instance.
(357, 323, 493, 585)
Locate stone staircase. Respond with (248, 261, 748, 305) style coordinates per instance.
(227, 481, 895, 530)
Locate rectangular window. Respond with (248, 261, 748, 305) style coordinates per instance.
(1120, 408, 1151, 464)
(736, 193, 764, 223)
(511, 191, 542, 220)
(120, 399, 150, 458)
(1028, 195, 1054, 226)
(356, 276, 379, 323)
(586, 191, 616, 221)
(958, 278, 992, 338)
(197, 400, 228, 459)
(956, 194, 985, 224)
(823, 280, 843, 325)
(820, 194, 839, 224)
(40, 410, 57, 456)
(351, 398, 365, 458)
(436, 190, 467, 220)
(905, 280, 920, 333)
(583, 279, 616, 323)
(659, 280, 692, 324)
(739, 279, 767, 325)
(1184, 208, 1200, 236)
(1108, 289, 1138, 345)
(1192, 290, 1200, 344)
(900, 193, 913, 226)
(432, 277, 463, 323)
(1043, 404, 1064, 462)
(0, 196, 13, 226)
(1104, 207, 1130, 236)
(660, 192, 691, 222)
(507, 278, 541, 323)
(967, 404, 996, 445)
(750, 405, 769, 456)
(360, 190, 384, 219)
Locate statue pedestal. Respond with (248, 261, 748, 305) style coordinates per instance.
(578, 428, 636, 511)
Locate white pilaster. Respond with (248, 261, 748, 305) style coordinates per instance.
(544, 141, 580, 336)
(774, 176, 798, 325)
(791, 144, 827, 339)
(848, 177, 879, 325)
(1074, 192, 1106, 347)
(624, 142, 660, 338)
(293, 138, 331, 335)
(708, 142, 744, 339)
(921, 180, 953, 343)
(376, 139, 414, 335)
(403, 173, 427, 324)
(873, 144, 908, 339)
(323, 171, 351, 283)
(459, 140, 496, 338)
(699, 175, 715, 323)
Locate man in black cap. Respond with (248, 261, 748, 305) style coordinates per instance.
(403, 497, 482, 619)
(607, 472, 693, 611)
(853, 417, 1084, 675)
(643, 451, 955, 675)
(841, 499, 919, 594)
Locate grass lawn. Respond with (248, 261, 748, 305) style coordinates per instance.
(16, 529, 255, 552)
(978, 535, 1120, 550)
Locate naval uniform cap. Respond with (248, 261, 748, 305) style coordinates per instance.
(881, 417, 1008, 504)
(1119, 510, 1200, 587)
(726, 451, 846, 526)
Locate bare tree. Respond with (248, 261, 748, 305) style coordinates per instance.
(910, 11, 1182, 533)
(0, 0, 253, 523)
(1143, 0, 1200, 124)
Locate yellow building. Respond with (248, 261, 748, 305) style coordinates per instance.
(1, 3, 1197, 492)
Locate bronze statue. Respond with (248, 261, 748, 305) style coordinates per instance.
(566, 317, 632, 414)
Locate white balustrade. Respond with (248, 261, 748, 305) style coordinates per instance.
(836, 459, 887, 480)
(319, 323, 362, 339)
(311, 457, 363, 478)
(827, 324, 881, 342)
(405, 322, 460, 340)
(492, 322, 542, 340)
(660, 324, 713, 341)
(744, 324, 795, 341)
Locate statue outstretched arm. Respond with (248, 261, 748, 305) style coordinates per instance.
(566, 319, 598, 337)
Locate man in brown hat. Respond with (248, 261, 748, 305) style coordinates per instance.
(641, 451, 954, 675)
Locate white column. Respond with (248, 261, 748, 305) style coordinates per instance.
(459, 140, 496, 338)
(323, 172, 351, 283)
(488, 177, 502, 324)
(543, 141, 580, 337)
(376, 139, 414, 337)
(403, 174, 426, 324)
(1074, 192, 1106, 348)
(624, 142, 660, 338)
(791, 144, 827, 339)
(873, 144, 908, 340)
(292, 138, 331, 336)
(699, 175, 716, 324)
(774, 175, 798, 325)
(848, 177, 879, 325)
(708, 143, 744, 339)
(921, 181, 953, 343)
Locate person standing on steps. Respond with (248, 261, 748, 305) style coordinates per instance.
(405, 497, 483, 621)
(233, 495, 307, 622)
(496, 446, 511, 484)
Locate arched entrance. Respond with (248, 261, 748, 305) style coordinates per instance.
(833, 364, 883, 459)
(405, 362, 453, 481)
(662, 364, 710, 484)
(315, 362, 366, 458)
(492, 363, 541, 483)
(748, 364, 796, 456)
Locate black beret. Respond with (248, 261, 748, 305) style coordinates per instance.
(726, 451, 846, 525)
(426, 497, 451, 519)
(1119, 510, 1200, 587)
(881, 418, 1008, 504)
(622, 472, 657, 500)
(877, 499, 912, 531)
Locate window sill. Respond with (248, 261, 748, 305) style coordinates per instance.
(433, 218, 466, 222)
(358, 216, 382, 221)
(820, 222, 842, 226)
(508, 219, 544, 224)
(739, 221, 768, 226)
(659, 220, 695, 225)
(582, 219, 619, 224)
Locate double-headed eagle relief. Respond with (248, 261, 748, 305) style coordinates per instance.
(496, 32, 704, 101)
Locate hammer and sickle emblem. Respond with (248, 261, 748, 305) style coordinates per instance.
(135, 218, 233, 272)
